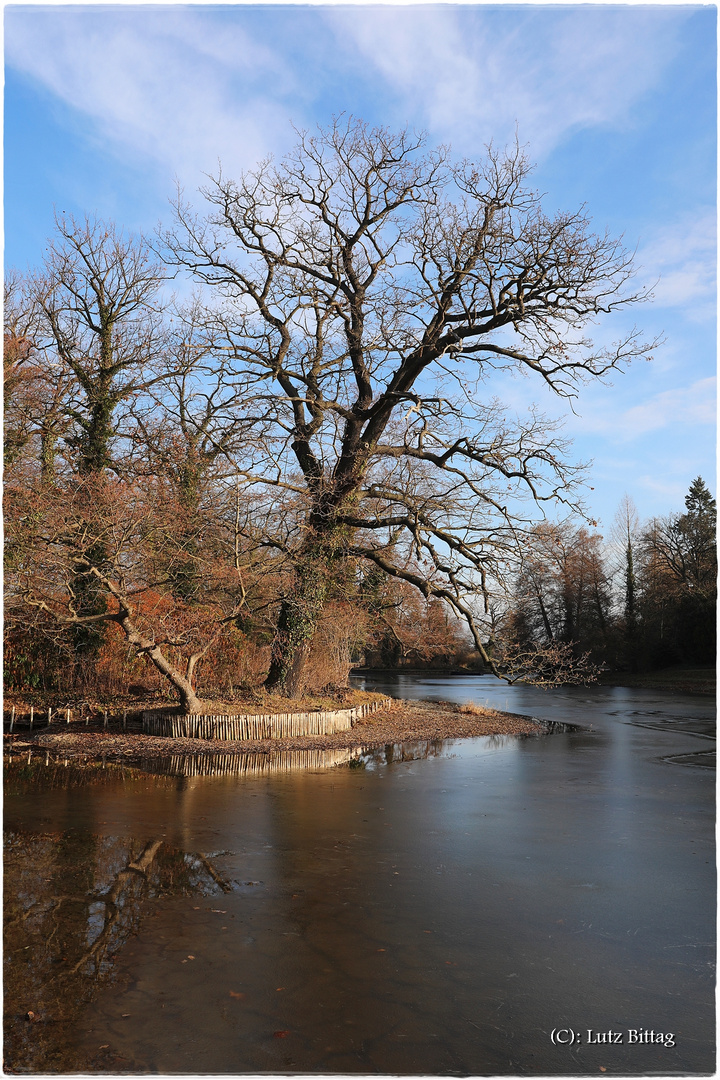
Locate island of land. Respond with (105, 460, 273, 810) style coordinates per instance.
(4, 694, 543, 767)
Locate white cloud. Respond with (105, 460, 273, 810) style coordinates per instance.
(621, 377, 716, 433)
(325, 6, 687, 157)
(634, 474, 700, 511)
(574, 376, 716, 440)
(5, 8, 300, 186)
(6, 4, 691, 191)
(636, 210, 716, 323)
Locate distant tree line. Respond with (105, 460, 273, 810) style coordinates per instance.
(8, 120, 706, 710)
(503, 479, 716, 673)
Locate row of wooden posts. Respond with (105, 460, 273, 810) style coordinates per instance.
(5, 706, 130, 732)
(6, 696, 395, 740)
(141, 697, 395, 741)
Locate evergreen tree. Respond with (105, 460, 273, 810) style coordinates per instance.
(639, 478, 716, 666)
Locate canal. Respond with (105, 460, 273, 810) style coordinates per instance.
(4, 677, 715, 1074)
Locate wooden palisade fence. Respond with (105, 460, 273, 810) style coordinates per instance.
(142, 697, 395, 740)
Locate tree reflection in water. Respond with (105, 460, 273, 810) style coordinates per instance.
(6, 742, 497, 1071)
(4, 760, 234, 1074)
(356, 734, 512, 767)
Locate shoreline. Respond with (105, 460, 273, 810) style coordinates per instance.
(351, 666, 716, 696)
(5, 699, 546, 767)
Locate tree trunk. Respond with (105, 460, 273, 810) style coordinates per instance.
(264, 551, 330, 698)
(40, 427, 58, 485)
(78, 392, 115, 477)
(168, 458, 203, 601)
(116, 612, 204, 713)
(72, 388, 115, 655)
(71, 543, 109, 659)
(534, 586, 555, 643)
(624, 540, 639, 672)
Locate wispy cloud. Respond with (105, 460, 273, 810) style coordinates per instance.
(6, 5, 690, 189)
(636, 210, 717, 323)
(5, 8, 300, 184)
(325, 6, 687, 156)
(574, 376, 716, 440)
(634, 472, 703, 511)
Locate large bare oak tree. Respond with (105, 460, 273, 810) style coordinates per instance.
(163, 119, 652, 696)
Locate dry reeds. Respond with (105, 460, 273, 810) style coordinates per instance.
(456, 701, 492, 717)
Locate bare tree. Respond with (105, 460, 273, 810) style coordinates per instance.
(124, 301, 262, 602)
(15, 216, 177, 661)
(638, 478, 716, 666)
(643, 478, 716, 597)
(30, 215, 170, 476)
(5, 471, 249, 712)
(162, 118, 653, 696)
(4, 222, 264, 707)
(4, 272, 74, 482)
(506, 520, 611, 662)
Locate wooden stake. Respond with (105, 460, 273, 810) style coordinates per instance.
(66, 708, 70, 725)
(103, 710, 108, 729)
(10, 706, 15, 732)
(123, 708, 127, 731)
(30, 707, 34, 730)
(48, 707, 52, 725)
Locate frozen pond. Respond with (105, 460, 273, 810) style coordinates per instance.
(4, 678, 715, 1074)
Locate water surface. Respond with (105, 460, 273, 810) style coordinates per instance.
(4, 678, 715, 1074)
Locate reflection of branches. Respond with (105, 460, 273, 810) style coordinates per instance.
(4, 823, 236, 1073)
(196, 853, 233, 893)
(4, 898, 45, 929)
(359, 738, 448, 766)
(55, 839, 163, 982)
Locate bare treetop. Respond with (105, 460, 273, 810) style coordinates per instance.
(159, 118, 655, 695)
(29, 215, 169, 475)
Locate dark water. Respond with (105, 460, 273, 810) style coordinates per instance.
(4, 678, 715, 1075)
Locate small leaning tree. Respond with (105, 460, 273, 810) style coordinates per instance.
(163, 118, 653, 697)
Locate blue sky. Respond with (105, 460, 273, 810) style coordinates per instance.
(4, 3, 716, 532)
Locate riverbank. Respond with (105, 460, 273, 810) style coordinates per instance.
(353, 665, 717, 696)
(597, 667, 716, 695)
(5, 699, 543, 765)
